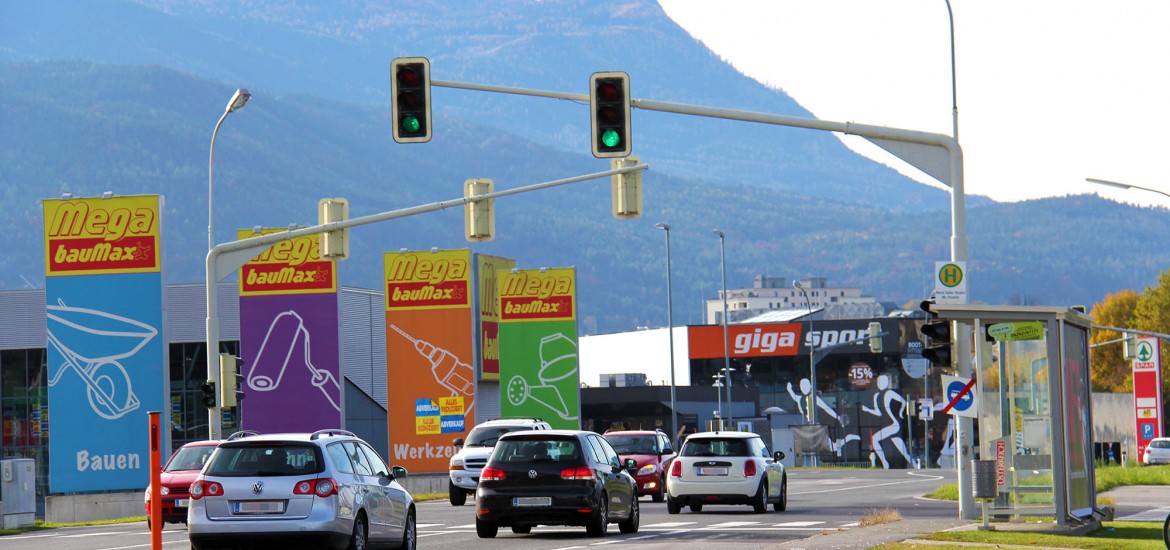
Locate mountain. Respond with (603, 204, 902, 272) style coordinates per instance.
(1, 1, 1169, 334)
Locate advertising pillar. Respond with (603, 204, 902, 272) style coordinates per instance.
(385, 249, 475, 472)
(476, 254, 514, 381)
(499, 267, 580, 429)
(237, 229, 342, 433)
(1132, 335, 1164, 460)
(43, 194, 166, 493)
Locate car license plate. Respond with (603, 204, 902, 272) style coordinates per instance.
(174, 499, 188, 508)
(232, 500, 285, 514)
(513, 496, 551, 507)
(697, 467, 728, 476)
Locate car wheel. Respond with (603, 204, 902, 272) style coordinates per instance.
(619, 496, 640, 534)
(449, 481, 467, 506)
(752, 480, 768, 513)
(476, 517, 498, 538)
(666, 496, 681, 515)
(652, 476, 666, 502)
(347, 514, 368, 550)
(774, 476, 787, 512)
(689, 503, 703, 513)
(401, 508, 417, 550)
(511, 525, 532, 534)
(586, 494, 609, 537)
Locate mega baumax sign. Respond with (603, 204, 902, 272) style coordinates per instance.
(43, 196, 161, 276)
(237, 229, 336, 295)
(385, 251, 471, 309)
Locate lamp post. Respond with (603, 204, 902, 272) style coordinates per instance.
(713, 229, 731, 422)
(206, 87, 249, 440)
(655, 223, 679, 443)
(1086, 177, 1170, 201)
(209, 88, 251, 252)
(792, 280, 816, 426)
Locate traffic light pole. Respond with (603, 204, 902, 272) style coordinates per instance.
(204, 162, 649, 440)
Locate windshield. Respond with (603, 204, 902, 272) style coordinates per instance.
(466, 426, 529, 447)
(204, 443, 324, 476)
(166, 445, 216, 472)
(605, 435, 657, 455)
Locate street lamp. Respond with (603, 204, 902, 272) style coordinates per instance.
(655, 223, 679, 443)
(206, 87, 249, 440)
(209, 88, 251, 251)
(1086, 177, 1170, 201)
(792, 280, 816, 426)
(713, 229, 731, 421)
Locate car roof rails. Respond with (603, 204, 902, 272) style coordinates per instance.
(310, 429, 357, 440)
(487, 416, 547, 422)
(226, 430, 260, 441)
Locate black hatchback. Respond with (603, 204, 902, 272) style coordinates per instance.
(475, 430, 640, 538)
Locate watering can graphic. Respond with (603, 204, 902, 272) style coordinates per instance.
(46, 300, 156, 420)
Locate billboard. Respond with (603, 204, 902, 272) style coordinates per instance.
(385, 250, 475, 472)
(1132, 335, 1164, 460)
(498, 267, 579, 429)
(43, 195, 166, 493)
(475, 254, 514, 381)
(238, 229, 341, 433)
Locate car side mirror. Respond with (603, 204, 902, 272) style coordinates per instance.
(391, 465, 408, 479)
(662, 446, 674, 456)
(774, 451, 785, 461)
(624, 457, 638, 470)
(453, 437, 464, 449)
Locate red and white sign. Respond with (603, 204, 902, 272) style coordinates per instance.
(1132, 335, 1163, 460)
(995, 439, 1007, 490)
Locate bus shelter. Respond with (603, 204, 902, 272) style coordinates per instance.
(927, 304, 1100, 526)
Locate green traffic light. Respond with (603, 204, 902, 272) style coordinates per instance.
(601, 128, 621, 148)
(401, 115, 421, 133)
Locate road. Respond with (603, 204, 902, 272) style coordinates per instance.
(2, 469, 957, 550)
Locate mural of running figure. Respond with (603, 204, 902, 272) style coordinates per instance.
(863, 374, 912, 468)
(786, 378, 859, 456)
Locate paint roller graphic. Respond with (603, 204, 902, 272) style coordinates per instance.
(505, 332, 578, 421)
(248, 310, 341, 411)
(389, 325, 476, 412)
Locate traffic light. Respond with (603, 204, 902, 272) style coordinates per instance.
(219, 354, 245, 408)
(318, 197, 349, 260)
(200, 380, 216, 409)
(919, 301, 952, 368)
(464, 178, 495, 242)
(611, 156, 642, 219)
(390, 57, 431, 143)
(589, 71, 631, 158)
(867, 321, 883, 353)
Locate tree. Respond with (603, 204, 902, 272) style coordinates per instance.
(1089, 289, 1138, 392)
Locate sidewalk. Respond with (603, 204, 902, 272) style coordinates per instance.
(761, 517, 969, 550)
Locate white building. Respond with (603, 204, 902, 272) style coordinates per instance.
(705, 275, 879, 324)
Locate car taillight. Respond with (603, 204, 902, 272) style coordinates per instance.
(560, 466, 592, 480)
(670, 461, 682, 477)
(481, 466, 506, 482)
(293, 478, 338, 497)
(744, 460, 757, 477)
(190, 480, 222, 500)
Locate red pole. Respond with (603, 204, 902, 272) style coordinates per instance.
(149, 411, 162, 550)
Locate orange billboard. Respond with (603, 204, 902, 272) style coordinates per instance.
(237, 229, 337, 296)
(43, 195, 161, 276)
(688, 323, 802, 359)
(385, 249, 475, 473)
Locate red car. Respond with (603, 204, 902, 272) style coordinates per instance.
(144, 439, 220, 524)
(603, 429, 676, 501)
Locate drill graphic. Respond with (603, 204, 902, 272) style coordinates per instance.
(390, 324, 476, 411)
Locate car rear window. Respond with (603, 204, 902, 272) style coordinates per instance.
(204, 443, 324, 476)
(681, 438, 749, 457)
(1151, 440, 1170, 449)
(493, 436, 580, 463)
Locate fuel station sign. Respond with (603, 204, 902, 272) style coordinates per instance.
(1132, 335, 1163, 460)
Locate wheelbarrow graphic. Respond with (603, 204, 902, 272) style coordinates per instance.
(46, 299, 157, 420)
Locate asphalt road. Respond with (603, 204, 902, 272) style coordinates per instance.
(0, 468, 966, 550)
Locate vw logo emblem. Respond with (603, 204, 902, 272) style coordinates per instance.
(528, 469, 538, 479)
(252, 481, 264, 494)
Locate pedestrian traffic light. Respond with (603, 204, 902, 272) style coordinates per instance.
(867, 321, 883, 353)
(219, 354, 245, 408)
(590, 71, 631, 158)
(318, 197, 349, 260)
(464, 178, 495, 242)
(611, 156, 642, 219)
(390, 57, 431, 143)
(201, 380, 216, 409)
(919, 301, 952, 368)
